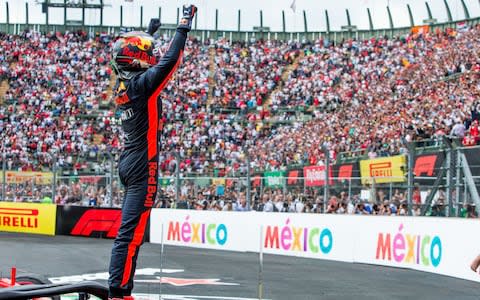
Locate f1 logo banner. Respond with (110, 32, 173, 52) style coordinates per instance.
(464, 148, 480, 177)
(413, 153, 445, 184)
(287, 169, 303, 186)
(55, 206, 141, 240)
(71, 209, 121, 238)
(333, 163, 360, 185)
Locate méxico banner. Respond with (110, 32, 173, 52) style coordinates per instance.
(150, 210, 480, 283)
(360, 155, 407, 184)
(0, 202, 56, 235)
(150, 209, 256, 252)
(257, 213, 354, 262)
(352, 216, 480, 283)
(149, 210, 354, 262)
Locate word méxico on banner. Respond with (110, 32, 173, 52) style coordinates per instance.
(167, 216, 228, 246)
(376, 224, 442, 268)
(264, 219, 333, 254)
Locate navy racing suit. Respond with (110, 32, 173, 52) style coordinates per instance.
(108, 28, 187, 298)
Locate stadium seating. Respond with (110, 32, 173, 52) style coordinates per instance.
(258, 26, 480, 169)
(0, 25, 479, 211)
(212, 39, 299, 109)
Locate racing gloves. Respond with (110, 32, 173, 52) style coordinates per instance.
(146, 18, 161, 36)
(177, 5, 198, 32)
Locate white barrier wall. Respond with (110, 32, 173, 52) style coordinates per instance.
(354, 216, 480, 282)
(150, 209, 480, 283)
(150, 209, 258, 252)
(256, 213, 354, 262)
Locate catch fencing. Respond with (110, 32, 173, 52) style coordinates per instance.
(0, 140, 479, 217)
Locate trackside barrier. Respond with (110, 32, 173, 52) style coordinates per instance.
(55, 206, 124, 239)
(0, 205, 150, 241)
(54, 205, 150, 241)
(0, 202, 56, 235)
(150, 209, 480, 283)
(0, 204, 124, 239)
(150, 210, 255, 252)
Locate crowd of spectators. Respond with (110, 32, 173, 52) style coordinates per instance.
(2, 26, 478, 176)
(255, 25, 480, 169)
(212, 39, 299, 110)
(154, 36, 253, 176)
(0, 34, 11, 80)
(0, 24, 479, 211)
(0, 30, 119, 172)
(212, 39, 299, 109)
(1, 176, 123, 207)
(155, 182, 478, 218)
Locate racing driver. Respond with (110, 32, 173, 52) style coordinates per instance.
(107, 5, 197, 299)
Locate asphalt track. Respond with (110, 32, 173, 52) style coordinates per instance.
(1, 233, 480, 300)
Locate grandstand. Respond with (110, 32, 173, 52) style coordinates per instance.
(0, 0, 479, 219)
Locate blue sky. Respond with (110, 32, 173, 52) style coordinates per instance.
(1, 0, 479, 31)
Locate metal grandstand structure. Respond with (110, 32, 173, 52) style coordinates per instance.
(36, 0, 107, 27)
(0, 1, 479, 42)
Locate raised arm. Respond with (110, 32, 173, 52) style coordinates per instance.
(138, 29, 188, 98)
(136, 5, 198, 99)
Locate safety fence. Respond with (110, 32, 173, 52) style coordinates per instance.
(0, 151, 119, 207)
(2, 172, 477, 218)
(1, 142, 479, 218)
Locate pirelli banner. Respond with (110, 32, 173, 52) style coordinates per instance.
(56, 206, 127, 239)
(360, 155, 407, 185)
(0, 202, 56, 235)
